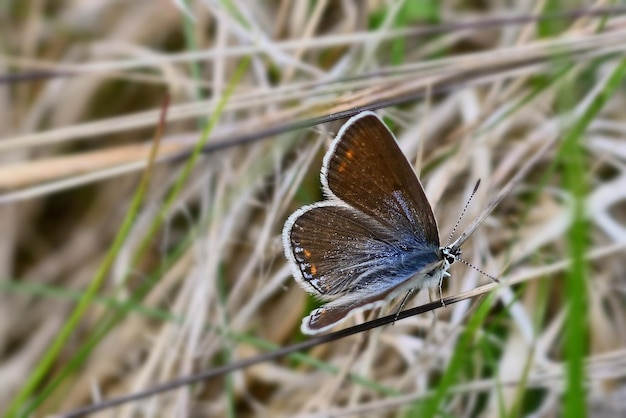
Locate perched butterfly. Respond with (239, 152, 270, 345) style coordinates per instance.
(282, 111, 465, 334)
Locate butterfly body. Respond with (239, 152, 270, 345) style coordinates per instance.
(283, 111, 457, 334)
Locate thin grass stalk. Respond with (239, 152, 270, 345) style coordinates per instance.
(4, 98, 169, 418)
(17, 58, 250, 416)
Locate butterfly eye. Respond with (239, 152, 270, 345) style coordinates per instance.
(441, 247, 460, 265)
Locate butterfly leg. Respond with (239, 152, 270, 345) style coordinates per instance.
(393, 289, 415, 325)
(439, 271, 450, 307)
(438, 274, 446, 307)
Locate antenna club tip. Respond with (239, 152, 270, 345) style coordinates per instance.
(473, 179, 481, 193)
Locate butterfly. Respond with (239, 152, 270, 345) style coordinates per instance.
(282, 111, 463, 334)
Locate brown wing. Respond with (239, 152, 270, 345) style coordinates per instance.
(283, 203, 441, 299)
(321, 111, 440, 246)
(301, 288, 397, 334)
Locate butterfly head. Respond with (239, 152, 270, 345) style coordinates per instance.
(440, 245, 460, 271)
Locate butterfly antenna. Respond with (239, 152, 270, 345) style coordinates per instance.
(446, 179, 481, 246)
(457, 257, 500, 283)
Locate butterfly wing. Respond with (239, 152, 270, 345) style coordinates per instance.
(282, 111, 445, 334)
(284, 203, 441, 297)
(301, 286, 402, 334)
(322, 111, 440, 246)
(283, 203, 443, 333)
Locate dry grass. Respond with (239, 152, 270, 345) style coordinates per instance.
(1, 1, 626, 417)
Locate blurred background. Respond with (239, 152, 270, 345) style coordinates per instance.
(1, 1, 626, 417)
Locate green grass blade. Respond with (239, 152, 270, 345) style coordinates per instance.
(558, 57, 626, 418)
(13, 58, 250, 416)
(407, 294, 495, 417)
(5, 102, 166, 418)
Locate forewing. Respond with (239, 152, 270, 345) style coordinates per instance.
(322, 111, 440, 246)
(283, 203, 440, 300)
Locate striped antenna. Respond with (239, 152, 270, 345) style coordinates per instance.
(446, 179, 481, 246)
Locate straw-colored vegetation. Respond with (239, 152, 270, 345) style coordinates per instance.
(1, 1, 625, 417)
